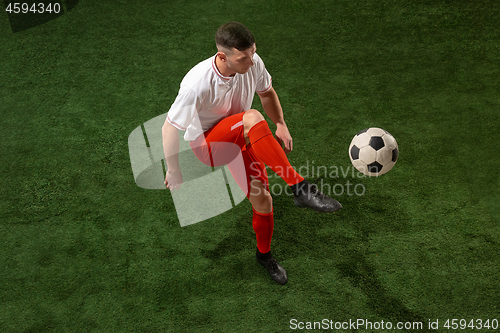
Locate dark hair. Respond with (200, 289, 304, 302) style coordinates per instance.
(215, 22, 255, 51)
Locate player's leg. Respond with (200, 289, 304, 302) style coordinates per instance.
(190, 113, 287, 284)
(248, 177, 273, 257)
(242, 109, 303, 185)
(248, 176, 272, 213)
(245, 159, 287, 285)
(242, 109, 342, 212)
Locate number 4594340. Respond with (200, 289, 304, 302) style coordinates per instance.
(444, 319, 498, 330)
(5, 3, 61, 14)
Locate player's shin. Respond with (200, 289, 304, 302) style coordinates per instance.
(252, 207, 274, 254)
(247, 121, 304, 186)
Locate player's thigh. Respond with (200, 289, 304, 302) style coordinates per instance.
(205, 113, 247, 147)
(191, 113, 246, 167)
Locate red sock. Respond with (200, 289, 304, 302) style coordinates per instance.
(247, 121, 304, 186)
(252, 208, 274, 254)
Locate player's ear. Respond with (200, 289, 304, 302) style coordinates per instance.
(217, 51, 228, 62)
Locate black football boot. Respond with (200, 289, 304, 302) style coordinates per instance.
(291, 179, 342, 212)
(256, 250, 288, 285)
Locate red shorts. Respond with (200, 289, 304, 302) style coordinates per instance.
(190, 112, 268, 198)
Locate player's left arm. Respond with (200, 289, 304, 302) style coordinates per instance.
(258, 87, 293, 153)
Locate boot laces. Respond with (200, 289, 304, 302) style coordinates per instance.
(267, 258, 279, 271)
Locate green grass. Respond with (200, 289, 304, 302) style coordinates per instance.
(1, 0, 499, 332)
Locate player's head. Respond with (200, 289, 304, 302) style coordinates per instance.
(216, 21, 255, 52)
(215, 22, 256, 75)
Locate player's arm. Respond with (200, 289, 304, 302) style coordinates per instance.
(258, 87, 293, 153)
(162, 120, 183, 190)
(163, 85, 200, 189)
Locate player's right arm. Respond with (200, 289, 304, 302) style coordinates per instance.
(162, 120, 183, 190)
(162, 85, 201, 190)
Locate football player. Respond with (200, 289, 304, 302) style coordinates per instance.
(162, 22, 342, 285)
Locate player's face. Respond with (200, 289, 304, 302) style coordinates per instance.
(227, 44, 256, 74)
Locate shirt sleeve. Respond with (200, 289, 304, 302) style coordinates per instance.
(166, 85, 201, 131)
(254, 53, 273, 94)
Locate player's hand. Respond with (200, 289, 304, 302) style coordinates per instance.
(275, 123, 293, 154)
(165, 169, 183, 190)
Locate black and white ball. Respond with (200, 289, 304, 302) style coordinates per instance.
(349, 128, 399, 176)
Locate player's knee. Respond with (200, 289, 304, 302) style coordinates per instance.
(249, 181, 273, 213)
(254, 193, 272, 213)
(243, 109, 265, 129)
(262, 192, 273, 208)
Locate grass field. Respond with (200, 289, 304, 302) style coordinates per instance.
(1, 0, 499, 332)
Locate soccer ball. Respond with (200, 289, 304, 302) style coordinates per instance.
(349, 128, 399, 176)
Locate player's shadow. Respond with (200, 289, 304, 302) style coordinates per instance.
(335, 193, 432, 332)
(274, 179, 432, 331)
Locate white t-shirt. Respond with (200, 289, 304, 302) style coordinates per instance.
(167, 53, 272, 141)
